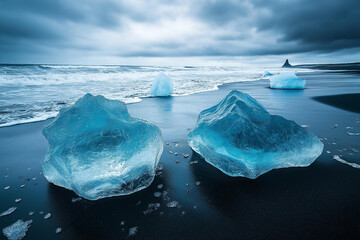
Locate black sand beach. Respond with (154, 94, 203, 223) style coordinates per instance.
(1, 70, 360, 239)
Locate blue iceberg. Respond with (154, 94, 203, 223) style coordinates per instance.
(150, 73, 173, 96)
(263, 71, 273, 77)
(42, 94, 164, 200)
(269, 72, 306, 89)
(188, 90, 323, 179)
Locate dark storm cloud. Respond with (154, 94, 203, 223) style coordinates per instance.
(0, 0, 359, 62)
(252, 0, 360, 51)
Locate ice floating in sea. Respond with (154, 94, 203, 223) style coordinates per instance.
(56, 228, 62, 234)
(15, 199, 21, 203)
(4, 186, 10, 190)
(157, 184, 163, 189)
(42, 94, 164, 200)
(154, 192, 161, 197)
(44, 213, 51, 219)
(0, 207, 17, 217)
(2, 220, 32, 240)
(28, 212, 34, 216)
(263, 71, 273, 77)
(150, 73, 173, 96)
(333, 155, 360, 168)
(269, 72, 306, 89)
(188, 90, 323, 179)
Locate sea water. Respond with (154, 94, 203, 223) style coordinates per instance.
(0, 64, 292, 127)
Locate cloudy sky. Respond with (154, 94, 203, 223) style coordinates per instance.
(0, 0, 359, 65)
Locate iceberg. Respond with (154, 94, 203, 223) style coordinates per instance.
(269, 72, 306, 89)
(150, 73, 173, 96)
(188, 90, 323, 179)
(263, 71, 273, 77)
(2, 220, 32, 240)
(42, 94, 164, 200)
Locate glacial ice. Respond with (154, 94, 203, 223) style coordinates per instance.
(42, 94, 164, 200)
(188, 90, 323, 179)
(263, 71, 273, 77)
(150, 73, 173, 96)
(2, 220, 32, 240)
(269, 72, 306, 89)
(0, 207, 17, 217)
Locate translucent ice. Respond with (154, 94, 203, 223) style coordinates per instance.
(188, 90, 323, 179)
(269, 72, 306, 89)
(0, 207, 17, 217)
(42, 94, 164, 200)
(263, 71, 273, 77)
(150, 73, 173, 96)
(2, 220, 32, 240)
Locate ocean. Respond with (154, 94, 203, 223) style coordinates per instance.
(0, 64, 299, 127)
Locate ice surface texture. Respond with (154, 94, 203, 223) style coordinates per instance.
(3, 220, 32, 240)
(150, 73, 173, 96)
(188, 90, 323, 179)
(42, 94, 164, 200)
(269, 72, 306, 89)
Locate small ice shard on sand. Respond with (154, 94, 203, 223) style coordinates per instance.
(71, 197, 82, 203)
(150, 73, 173, 96)
(188, 90, 323, 179)
(263, 71, 273, 77)
(42, 94, 164, 200)
(128, 227, 138, 236)
(347, 132, 360, 136)
(143, 203, 161, 214)
(2, 220, 32, 240)
(0, 207, 17, 217)
(333, 155, 360, 168)
(44, 213, 51, 219)
(56, 228, 62, 234)
(269, 72, 306, 89)
(167, 201, 179, 208)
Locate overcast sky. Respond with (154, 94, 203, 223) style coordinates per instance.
(0, 0, 359, 64)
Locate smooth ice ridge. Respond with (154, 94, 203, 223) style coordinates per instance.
(42, 94, 164, 200)
(269, 72, 306, 89)
(188, 90, 323, 179)
(3, 220, 32, 240)
(150, 73, 173, 96)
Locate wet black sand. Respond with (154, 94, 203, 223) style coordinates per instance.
(313, 94, 360, 113)
(1, 71, 360, 239)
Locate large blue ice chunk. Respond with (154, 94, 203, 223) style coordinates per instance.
(188, 90, 323, 179)
(42, 94, 164, 200)
(269, 72, 306, 89)
(150, 73, 173, 96)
